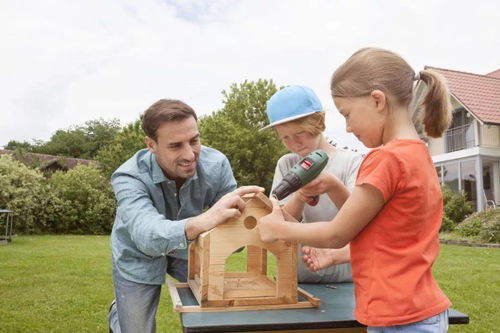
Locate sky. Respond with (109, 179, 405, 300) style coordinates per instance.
(1, 0, 499, 153)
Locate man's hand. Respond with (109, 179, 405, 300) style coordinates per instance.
(185, 186, 264, 240)
(258, 197, 285, 243)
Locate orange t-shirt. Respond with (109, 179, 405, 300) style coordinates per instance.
(351, 139, 451, 326)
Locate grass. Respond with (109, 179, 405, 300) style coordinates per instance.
(0, 236, 499, 332)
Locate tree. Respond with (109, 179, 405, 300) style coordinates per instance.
(95, 119, 146, 179)
(199, 79, 288, 193)
(17, 118, 122, 159)
(3, 140, 36, 151)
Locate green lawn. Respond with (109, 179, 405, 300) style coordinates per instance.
(0, 236, 498, 332)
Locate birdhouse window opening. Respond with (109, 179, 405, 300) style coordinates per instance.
(243, 215, 257, 229)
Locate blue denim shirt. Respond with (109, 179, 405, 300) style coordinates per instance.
(110, 146, 237, 285)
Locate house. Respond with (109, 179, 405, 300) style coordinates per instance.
(0, 149, 95, 174)
(413, 67, 500, 211)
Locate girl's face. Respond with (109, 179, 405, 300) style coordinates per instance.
(334, 95, 385, 148)
(274, 122, 321, 157)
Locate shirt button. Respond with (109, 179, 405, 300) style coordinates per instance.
(179, 243, 184, 248)
(161, 253, 165, 256)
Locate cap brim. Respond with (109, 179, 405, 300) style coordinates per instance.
(260, 110, 319, 131)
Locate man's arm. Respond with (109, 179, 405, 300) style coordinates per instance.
(113, 174, 189, 257)
(113, 173, 263, 254)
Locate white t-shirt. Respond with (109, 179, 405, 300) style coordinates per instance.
(271, 147, 363, 283)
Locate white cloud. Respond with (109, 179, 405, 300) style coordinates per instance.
(1, 0, 499, 154)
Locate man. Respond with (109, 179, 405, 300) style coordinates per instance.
(108, 99, 263, 333)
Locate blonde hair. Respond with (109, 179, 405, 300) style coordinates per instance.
(276, 111, 326, 137)
(331, 47, 451, 138)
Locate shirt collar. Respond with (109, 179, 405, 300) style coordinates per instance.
(151, 153, 200, 185)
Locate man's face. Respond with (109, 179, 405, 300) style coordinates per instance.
(145, 116, 201, 182)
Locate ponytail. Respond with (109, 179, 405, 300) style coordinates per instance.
(418, 69, 452, 138)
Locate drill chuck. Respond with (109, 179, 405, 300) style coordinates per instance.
(272, 173, 302, 200)
(271, 149, 329, 201)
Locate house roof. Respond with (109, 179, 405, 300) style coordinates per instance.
(487, 69, 500, 78)
(0, 149, 95, 170)
(425, 66, 500, 125)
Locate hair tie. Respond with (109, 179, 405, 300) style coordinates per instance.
(414, 72, 420, 81)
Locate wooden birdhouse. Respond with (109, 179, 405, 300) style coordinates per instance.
(168, 192, 320, 312)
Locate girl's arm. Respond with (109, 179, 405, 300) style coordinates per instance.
(258, 183, 385, 248)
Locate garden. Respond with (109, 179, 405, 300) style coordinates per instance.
(1, 80, 499, 332)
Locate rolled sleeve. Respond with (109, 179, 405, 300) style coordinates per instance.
(113, 174, 188, 257)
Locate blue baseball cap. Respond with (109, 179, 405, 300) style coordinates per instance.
(261, 85, 323, 130)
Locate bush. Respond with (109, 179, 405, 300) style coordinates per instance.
(455, 217, 483, 237)
(49, 165, 116, 234)
(0, 155, 62, 233)
(479, 214, 500, 244)
(442, 186, 473, 225)
(440, 215, 456, 233)
(457, 208, 500, 243)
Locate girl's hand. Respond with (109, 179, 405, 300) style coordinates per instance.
(258, 197, 285, 242)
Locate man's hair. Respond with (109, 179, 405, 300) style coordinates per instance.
(142, 99, 197, 141)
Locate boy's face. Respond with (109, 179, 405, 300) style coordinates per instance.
(145, 116, 201, 182)
(274, 122, 321, 157)
(334, 95, 385, 148)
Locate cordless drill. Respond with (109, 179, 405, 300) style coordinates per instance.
(272, 149, 329, 205)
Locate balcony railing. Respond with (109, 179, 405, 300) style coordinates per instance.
(445, 124, 475, 153)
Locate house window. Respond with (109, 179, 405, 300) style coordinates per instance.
(445, 108, 474, 152)
(435, 166, 442, 183)
(460, 160, 477, 210)
(442, 163, 459, 192)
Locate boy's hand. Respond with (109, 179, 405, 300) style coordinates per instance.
(302, 245, 351, 271)
(294, 172, 338, 204)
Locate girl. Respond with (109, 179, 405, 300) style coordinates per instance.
(259, 48, 452, 332)
(263, 85, 362, 283)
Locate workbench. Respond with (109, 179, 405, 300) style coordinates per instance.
(176, 282, 469, 333)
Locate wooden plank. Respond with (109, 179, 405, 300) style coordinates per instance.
(223, 288, 275, 298)
(166, 279, 183, 312)
(174, 300, 318, 312)
(199, 232, 210, 302)
(224, 272, 260, 278)
(247, 245, 267, 275)
(298, 287, 321, 307)
(223, 276, 276, 298)
(187, 279, 202, 306)
(171, 283, 319, 313)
